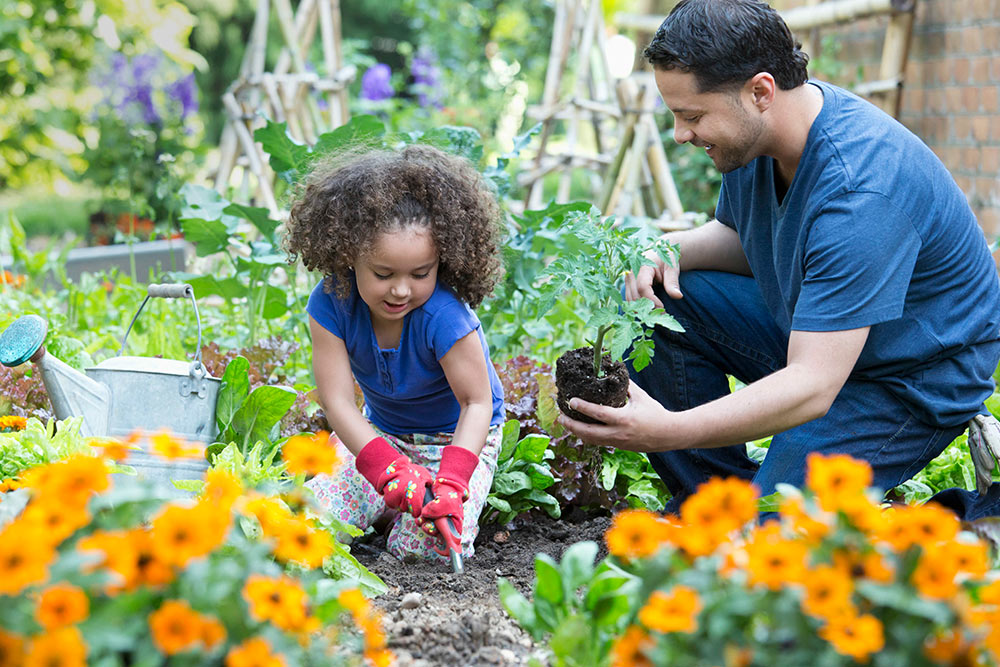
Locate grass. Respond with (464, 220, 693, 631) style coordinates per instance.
(0, 185, 97, 239)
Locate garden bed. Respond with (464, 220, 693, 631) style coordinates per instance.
(354, 511, 611, 666)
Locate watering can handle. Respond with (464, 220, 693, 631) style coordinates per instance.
(118, 283, 204, 366)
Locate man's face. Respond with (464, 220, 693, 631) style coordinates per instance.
(654, 68, 765, 174)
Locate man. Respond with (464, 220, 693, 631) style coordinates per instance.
(560, 0, 1000, 518)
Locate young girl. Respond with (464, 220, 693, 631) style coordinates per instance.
(284, 144, 506, 563)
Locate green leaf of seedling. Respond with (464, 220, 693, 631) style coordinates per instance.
(419, 126, 484, 162)
(559, 541, 598, 592)
(313, 115, 386, 157)
(600, 457, 620, 490)
(179, 183, 231, 222)
(549, 614, 595, 664)
(498, 578, 541, 638)
(534, 554, 564, 606)
(224, 203, 280, 243)
(180, 216, 234, 257)
(628, 338, 655, 373)
(492, 471, 533, 495)
(498, 419, 521, 462)
(625, 479, 667, 512)
(525, 489, 562, 518)
(217, 356, 250, 433)
(254, 120, 311, 176)
(524, 462, 556, 490)
(513, 434, 550, 464)
(485, 496, 512, 513)
(232, 384, 297, 451)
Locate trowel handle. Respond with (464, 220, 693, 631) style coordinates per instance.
(119, 283, 203, 365)
(148, 283, 193, 299)
(424, 488, 465, 574)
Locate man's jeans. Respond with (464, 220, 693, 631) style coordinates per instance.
(630, 270, 996, 519)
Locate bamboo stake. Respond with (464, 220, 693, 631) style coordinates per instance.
(598, 78, 640, 213)
(222, 92, 279, 216)
(214, 125, 238, 192)
(318, 0, 345, 127)
(876, 10, 913, 117)
(558, 0, 601, 202)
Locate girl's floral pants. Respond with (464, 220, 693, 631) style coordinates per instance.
(306, 426, 501, 563)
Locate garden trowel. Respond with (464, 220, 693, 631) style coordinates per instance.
(424, 488, 464, 574)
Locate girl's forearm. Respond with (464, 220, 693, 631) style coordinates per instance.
(319, 396, 380, 457)
(448, 401, 493, 456)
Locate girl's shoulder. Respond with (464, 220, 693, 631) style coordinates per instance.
(418, 282, 475, 319)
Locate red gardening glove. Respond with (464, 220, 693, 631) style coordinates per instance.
(355, 437, 433, 518)
(419, 446, 480, 539)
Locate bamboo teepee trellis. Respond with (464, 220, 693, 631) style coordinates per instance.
(213, 0, 356, 215)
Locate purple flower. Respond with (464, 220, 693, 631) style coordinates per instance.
(166, 73, 199, 119)
(360, 63, 394, 101)
(411, 50, 442, 108)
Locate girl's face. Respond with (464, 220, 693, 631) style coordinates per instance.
(355, 225, 439, 327)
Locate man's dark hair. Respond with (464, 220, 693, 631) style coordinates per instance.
(643, 0, 809, 92)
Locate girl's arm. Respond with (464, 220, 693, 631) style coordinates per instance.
(309, 315, 379, 457)
(438, 330, 495, 457)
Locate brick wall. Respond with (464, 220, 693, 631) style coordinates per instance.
(781, 0, 1000, 240)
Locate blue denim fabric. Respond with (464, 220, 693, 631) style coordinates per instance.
(630, 270, 994, 518)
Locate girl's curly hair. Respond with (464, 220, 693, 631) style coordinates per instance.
(284, 144, 504, 308)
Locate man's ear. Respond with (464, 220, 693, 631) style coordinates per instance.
(747, 73, 776, 111)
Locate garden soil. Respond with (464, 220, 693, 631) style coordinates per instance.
(354, 510, 612, 666)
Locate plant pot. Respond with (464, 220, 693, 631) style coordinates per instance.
(555, 346, 629, 424)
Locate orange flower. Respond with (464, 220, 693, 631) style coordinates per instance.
(0, 518, 54, 595)
(858, 550, 895, 584)
(605, 509, 671, 561)
(150, 501, 227, 567)
(76, 530, 138, 592)
(270, 515, 333, 568)
(201, 468, 243, 509)
(35, 584, 89, 629)
(801, 565, 854, 620)
(243, 574, 312, 632)
(149, 599, 202, 655)
(836, 493, 886, 535)
(638, 585, 702, 633)
(610, 625, 653, 667)
(365, 648, 395, 667)
(240, 494, 293, 535)
(912, 547, 960, 600)
(199, 615, 227, 650)
(779, 496, 831, 543)
(940, 539, 990, 579)
(21, 500, 91, 547)
(880, 502, 960, 551)
(678, 478, 757, 556)
(924, 628, 968, 664)
(805, 453, 872, 511)
(0, 629, 25, 667)
(127, 528, 176, 588)
(35, 454, 109, 505)
(281, 431, 340, 476)
(0, 477, 23, 492)
(25, 626, 87, 667)
(339, 588, 370, 616)
(151, 430, 204, 459)
(89, 437, 132, 461)
(819, 612, 884, 662)
(0, 415, 27, 432)
(0, 271, 25, 289)
(744, 524, 809, 590)
(225, 637, 286, 667)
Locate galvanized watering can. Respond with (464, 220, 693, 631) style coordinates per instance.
(0, 283, 219, 482)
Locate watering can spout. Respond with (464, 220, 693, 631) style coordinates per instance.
(0, 315, 111, 437)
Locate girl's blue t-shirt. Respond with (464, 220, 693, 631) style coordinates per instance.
(716, 80, 1000, 428)
(307, 278, 505, 436)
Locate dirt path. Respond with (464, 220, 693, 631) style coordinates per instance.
(354, 511, 612, 666)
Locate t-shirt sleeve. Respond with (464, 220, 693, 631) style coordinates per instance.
(428, 299, 479, 361)
(715, 176, 737, 229)
(792, 191, 921, 331)
(306, 280, 346, 340)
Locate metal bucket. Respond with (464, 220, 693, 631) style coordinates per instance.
(99, 284, 218, 483)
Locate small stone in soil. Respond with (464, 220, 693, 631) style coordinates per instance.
(400, 592, 422, 609)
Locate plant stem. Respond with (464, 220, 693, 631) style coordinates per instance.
(592, 324, 613, 378)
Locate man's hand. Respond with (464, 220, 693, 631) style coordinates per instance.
(624, 248, 682, 308)
(968, 414, 1000, 495)
(557, 381, 677, 452)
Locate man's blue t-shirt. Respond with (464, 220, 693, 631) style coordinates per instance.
(307, 278, 506, 435)
(716, 80, 1000, 428)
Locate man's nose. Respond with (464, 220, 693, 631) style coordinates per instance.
(673, 121, 693, 144)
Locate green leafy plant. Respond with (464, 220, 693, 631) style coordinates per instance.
(213, 355, 297, 457)
(484, 419, 561, 525)
(0, 417, 91, 480)
(499, 541, 636, 667)
(535, 208, 682, 376)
